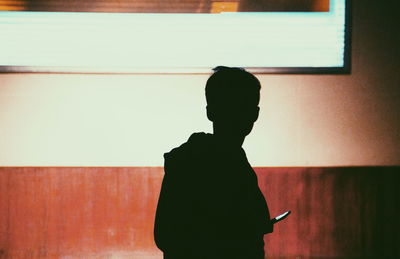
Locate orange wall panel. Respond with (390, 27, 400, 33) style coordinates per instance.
(0, 167, 164, 258)
(0, 167, 399, 258)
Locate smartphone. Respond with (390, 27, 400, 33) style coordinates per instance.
(271, 210, 291, 224)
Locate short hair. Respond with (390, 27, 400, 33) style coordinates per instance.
(205, 66, 261, 107)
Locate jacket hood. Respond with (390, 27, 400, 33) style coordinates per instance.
(164, 132, 213, 167)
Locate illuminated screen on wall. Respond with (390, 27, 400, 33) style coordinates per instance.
(0, 0, 350, 73)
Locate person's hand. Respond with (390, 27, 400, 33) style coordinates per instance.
(265, 220, 274, 234)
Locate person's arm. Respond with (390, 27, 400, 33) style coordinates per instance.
(154, 169, 172, 251)
(154, 156, 193, 253)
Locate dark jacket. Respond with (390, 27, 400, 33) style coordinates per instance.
(154, 132, 272, 258)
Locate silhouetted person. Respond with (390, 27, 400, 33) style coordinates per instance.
(154, 66, 273, 259)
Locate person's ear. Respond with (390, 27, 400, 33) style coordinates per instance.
(206, 105, 214, 122)
(253, 106, 260, 122)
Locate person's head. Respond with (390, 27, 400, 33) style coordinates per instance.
(205, 66, 261, 139)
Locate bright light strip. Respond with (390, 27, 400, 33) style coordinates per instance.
(0, 0, 346, 73)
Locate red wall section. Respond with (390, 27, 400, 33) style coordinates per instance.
(0, 167, 399, 258)
(258, 167, 400, 258)
(0, 167, 163, 258)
